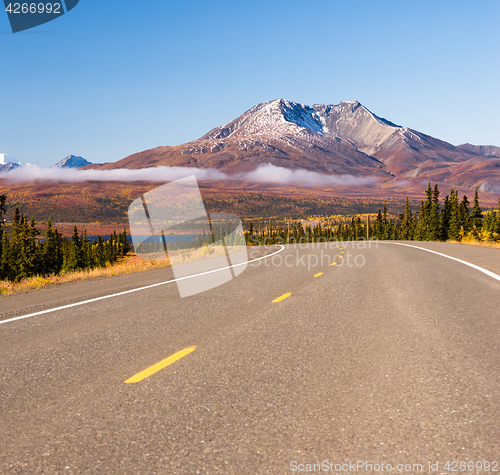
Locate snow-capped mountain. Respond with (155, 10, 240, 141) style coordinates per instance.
(88, 98, 499, 190)
(53, 155, 92, 168)
(0, 153, 21, 172)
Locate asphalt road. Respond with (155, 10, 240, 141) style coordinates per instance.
(0, 241, 499, 474)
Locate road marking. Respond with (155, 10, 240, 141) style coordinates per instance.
(341, 251, 344, 254)
(314, 272, 323, 277)
(0, 245, 287, 326)
(383, 242, 500, 283)
(272, 293, 291, 303)
(125, 346, 197, 383)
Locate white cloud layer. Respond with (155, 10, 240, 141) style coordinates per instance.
(0, 164, 378, 187)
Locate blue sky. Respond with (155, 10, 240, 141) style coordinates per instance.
(1, 0, 499, 167)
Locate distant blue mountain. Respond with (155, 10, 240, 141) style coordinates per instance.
(0, 153, 21, 172)
(54, 155, 92, 168)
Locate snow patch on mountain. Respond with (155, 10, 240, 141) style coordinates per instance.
(54, 155, 92, 168)
(0, 153, 21, 172)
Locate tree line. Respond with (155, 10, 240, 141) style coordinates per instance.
(245, 183, 500, 244)
(0, 203, 129, 282)
(1, 183, 499, 282)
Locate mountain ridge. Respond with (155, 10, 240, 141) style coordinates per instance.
(54, 155, 92, 168)
(0, 153, 21, 173)
(86, 98, 500, 191)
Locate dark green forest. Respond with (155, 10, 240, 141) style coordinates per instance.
(1, 184, 500, 283)
(0, 197, 129, 282)
(245, 184, 500, 245)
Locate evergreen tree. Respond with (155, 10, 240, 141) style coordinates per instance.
(15, 214, 31, 281)
(43, 217, 63, 275)
(0, 193, 6, 247)
(0, 232, 10, 280)
(459, 195, 470, 237)
(5, 208, 19, 280)
(26, 216, 41, 276)
(67, 225, 84, 271)
(448, 189, 461, 240)
(494, 197, 500, 236)
(399, 197, 414, 240)
(429, 183, 441, 240)
(440, 194, 451, 241)
(374, 209, 383, 239)
(469, 187, 483, 234)
(483, 210, 495, 235)
(81, 228, 94, 269)
(382, 202, 389, 239)
(95, 236, 105, 267)
(414, 182, 432, 240)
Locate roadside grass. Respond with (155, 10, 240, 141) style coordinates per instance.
(1, 239, 496, 297)
(0, 253, 171, 297)
(447, 239, 500, 249)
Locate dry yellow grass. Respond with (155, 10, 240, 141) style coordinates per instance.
(0, 254, 171, 297)
(447, 239, 500, 249)
(0, 242, 243, 297)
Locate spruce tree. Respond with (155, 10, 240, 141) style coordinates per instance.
(0, 232, 10, 280)
(483, 210, 495, 235)
(374, 209, 383, 239)
(4, 208, 19, 280)
(469, 187, 483, 234)
(494, 197, 500, 236)
(29, 217, 43, 276)
(448, 189, 461, 241)
(16, 214, 30, 281)
(81, 228, 93, 269)
(382, 202, 389, 239)
(43, 217, 62, 275)
(0, 193, 6, 247)
(67, 225, 84, 271)
(459, 195, 471, 237)
(399, 197, 414, 240)
(429, 183, 441, 240)
(441, 194, 451, 240)
(95, 236, 105, 267)
(414, 182, 432, 240)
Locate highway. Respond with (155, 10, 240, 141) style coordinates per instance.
(0, 241, 499, 474)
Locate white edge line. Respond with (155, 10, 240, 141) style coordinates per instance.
(381, 242, 500, 283)
(0, 245, 286, 326)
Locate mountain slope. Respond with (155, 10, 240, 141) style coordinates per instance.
(87, 98, 497, 191)
(0, 153, 21, 173)
(93, 99, 390, 177)
(457, 143, 500, 158)
(54, 155, 92, 168)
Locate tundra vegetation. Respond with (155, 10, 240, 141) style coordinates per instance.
(1, 183, 499, 291)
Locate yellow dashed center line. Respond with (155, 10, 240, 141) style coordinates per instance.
(125, 346, 197, 383)
(314, 272, 323, 277)
(272, 293, 291, 303)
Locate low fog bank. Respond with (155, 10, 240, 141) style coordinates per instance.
(0, 164, 378, 187)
